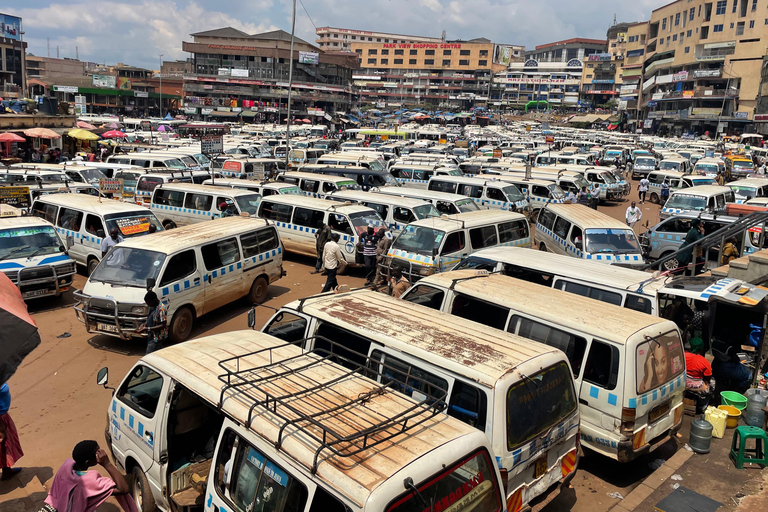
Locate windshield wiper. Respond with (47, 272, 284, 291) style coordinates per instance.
(2, 245, 31, 258)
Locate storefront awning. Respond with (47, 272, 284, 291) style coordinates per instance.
(240, 111, 257, 118)
(206, 111, 240, 118)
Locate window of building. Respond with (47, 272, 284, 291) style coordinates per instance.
(333, 34, 338, 38)
(459, 59, 470, 66)
(749, 19, 755, 27)
(716, 0, 726, 14)
(687, 29, 692, 36)
(425, 49, 435, 55)
(380, 58, 388, 65)
(395, 49, 404, 55)
(685, 46, 690, 53)
(675, 12, 680, 25)
(714, 24, 724, 31)
(351, 35, 356, 40)
(368, 49, 377, 55)
(673, 34, 678, 41)
(424, 59, 435, 65)
(394, 58, 403, 64)
(701, 25, 709, 38)
(662, 18, 667, 30)
(479, 60, 487, 66)
(479, 50, 488, 56)
(442, 59, 451, 66)
(752, 0, 757, 10)
(384, 39, 389, 43)
(690, 7, 695, 19)
(368, 58, 377, 64)
(736, 21, 745, 34)
(368, 37, 372, 41)
(410, 49, 417, 55)
(381, 49, 389, 55)
(730, 22, 735, 27)
(460, 49, 470, 56)
(376, 38, 381, 42)
(409, 59, 417, 64)
(443, 49, 452, 55)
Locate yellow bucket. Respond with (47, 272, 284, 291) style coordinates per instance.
(718, 405, 741, 428)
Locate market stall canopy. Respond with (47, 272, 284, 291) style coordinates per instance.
(68, 128, 100, 141)
(0, 273, 41, 384)
(76, 121, 96, 129)
(0, 133, 25, 142)
(23, 127, 62, 139)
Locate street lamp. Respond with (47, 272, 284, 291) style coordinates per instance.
(159, 53, 164, 118)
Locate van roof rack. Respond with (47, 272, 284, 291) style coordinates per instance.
(217, 336, 447, 473)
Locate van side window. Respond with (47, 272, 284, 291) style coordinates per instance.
(85, 214, 105, 237)
(185, 193, 213, 211)
(118, 365, 164, 418)
(366, 202, 389, 220)
(485, 187, 505, 201)
(301, 180, 319, 193)
(538, 209, 556, 230)
(498, 220, 528, 243)
(625, 294, 653, 314)
(201, 238, 241, 270)
(451, 294, 509, 330)
(264, 312, 307, 344)
(241, 228, 278, 258)
(328, 214, 352, 235)
(448, 380, 488, 431)
(469, 225, 498, 249)
(553, 217, 571, 239)
(393, 207, 415, 223)
(292, 207, 324, 229)
(403, 284, 444, 309)
(160, 250, 197, 286)
(315, 323, 371, 369)
(369, 349, 449, 405)
(507, 316, 587, 377)
(583, 341, 620, 390)
(322, 182, 336, 193)
(441, 232, 465, 255)
(556, 280, 623, 307)
(58, 208, 83, 231)
(307, 486, 346, 512)
(259, 202, 292, 223)
(154, 189, 184, 207)
(429, 180, 456, 194)
(531, 185, 550, 197)
(459, 184, 483, 198)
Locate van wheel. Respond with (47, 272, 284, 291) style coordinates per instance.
(539, 242, 547, 252)
(163, 220, 177, 230)
(650, 192, 660, 204)
(170, 307, 194, 343)
(131, 466, 156, 512)
(248, 277, 269, 304)
(87, 257, 100, 275)
(662, 253, 680, 272)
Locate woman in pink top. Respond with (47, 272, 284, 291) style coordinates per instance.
(42, 440, 137, 512)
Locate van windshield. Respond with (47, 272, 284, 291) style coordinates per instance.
(548, 183, 566, 199)
(413, 204, 440, 220)
(278, 186, 302, 195)
(659, 161, 681, 171)
(337, 180, 360, 190)
(507, 362, 577, 448)
(635, 158, 656, 168)
(695, 164, 718, 174)
(386, 449, 501, 512)
(90, 247, 165, 288)
(79, 169, 106, 186)
(502, 185, 525, 202)
(729, 186, 758, 199)
(585, 228, 642, 254)
(600, 172, 617, 184)
(457, 198, 480, 212)
(348, 210, 385, 235)
(104, 212, 163, 238)
(732, 160, 754, 170)
(0, 225, 62, 260)
(234, 193, 263, 215)
(392, 226, 445, 256)
(665, 194, 707, 211)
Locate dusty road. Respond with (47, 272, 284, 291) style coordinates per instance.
(0, 176, 676, 512)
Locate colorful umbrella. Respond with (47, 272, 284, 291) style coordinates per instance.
(0, 273, 41, 384)
(77, 121, 97, 129)
(67, 128, 100, 141)
(101, 130, 126, 139)
(23, 127, 61, 139)
(0, 132, 25, 142)
(157, 125, 172, 132)
(101, 122, 124, 130)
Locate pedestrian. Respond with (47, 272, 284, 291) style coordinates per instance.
(375, 227, 392, 285)
(678, 218, 705, 275)
(321, 233, 344, 293)
(660, 180, 670, 206)
(389, 268, 410, 298)
(759, 161, 767, 175)
(577, 186, 589, 206)
(566, 190, 577, 204)
(360, 225, 379, 285)
(638, 176, 650, 204)
(625, 201, 642, 228)
(43, 440, 136, 512)
(137, 291, 168, 354)
(311, 220, 331, 275)
(715, 171, 725, 186)
(685, 337, 713, 413)
(0, 383, 22, 481)
(721, 236, 740, 265)
(589, 183, 600, 209)
(100, 228, 123, 258)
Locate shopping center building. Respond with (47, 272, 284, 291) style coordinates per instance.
(315, 27, 442, 52)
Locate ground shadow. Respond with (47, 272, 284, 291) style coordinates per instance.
(87, 334, 146, 357)
(0, 465, 54, 498)
(25, 288, 78, 315)
(579, 438, 679, 489)
(542, 484, 578, 512)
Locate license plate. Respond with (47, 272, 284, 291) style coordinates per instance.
(534, 456, 548, 479)
(23, 289, 49, 298)
(649, 401, 671, 423)
(98, 323, 119, 334)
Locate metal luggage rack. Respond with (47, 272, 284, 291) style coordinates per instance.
(217, 336, 448, 473)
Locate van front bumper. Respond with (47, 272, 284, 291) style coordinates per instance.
(3, 262, 76, 300)
(525, 452, 579, 512)
(616, 415, 683, 463)
(380, 257, 436, 282)
(73, 291, 148, 340)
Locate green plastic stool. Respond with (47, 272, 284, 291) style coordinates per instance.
(730, 426, 768, 469)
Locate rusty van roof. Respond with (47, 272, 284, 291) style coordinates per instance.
(118, 217, 269, 252)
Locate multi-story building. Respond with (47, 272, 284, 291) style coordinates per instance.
(160, 59, 193, 77)
(316, 27, 442, 52)
(636, 0, 768, 135)
(580, 23, 633, 109)
(525, 38, 606, 63)
(181, 27, 358, 120)
(494, 60, 583, 109)
(0, 13, 26, 97)
(26, 55, 86, 80)
(756, 56, 768, 133)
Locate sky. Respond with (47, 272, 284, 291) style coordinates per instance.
(4, 0, 667, 70)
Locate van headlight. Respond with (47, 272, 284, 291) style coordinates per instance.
(131, 305, 148, 316)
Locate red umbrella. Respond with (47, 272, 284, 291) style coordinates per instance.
(77, 121, 96, 129)
(101, 130, 127, 139)
(0, 132, 25, 142)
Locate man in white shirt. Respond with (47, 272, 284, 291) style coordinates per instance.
(100, 228, 124, 257)
(638, 177, 650, 204)
(625, 201, 642, 228)
(321, 233, 345, 293)
(589, 184, 601, 209)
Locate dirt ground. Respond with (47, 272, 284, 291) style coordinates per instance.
(0, 177, 677, 512)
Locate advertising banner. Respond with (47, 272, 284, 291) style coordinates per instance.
(493, 45, 513, 66)
(231, 68, 249, 77)
(117, 77, 131, 90)
(299, 52, 319, 65)
(0, 14, 21, 41)
(588, 53, 613, 62)
(0, 186, 30, 209)
(92, 74, 116, 88)
(99, 179, 124, 195)
(200, 135, 223, 154)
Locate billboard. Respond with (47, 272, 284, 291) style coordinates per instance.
(92, 74, 116, 88)
(117, 77, 131, 90)
(299, 51, 319, 65)
(0, 14, 21, 41)
(493, 45, 513, 66)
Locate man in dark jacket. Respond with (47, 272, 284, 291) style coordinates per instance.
(677, 219, 705, 275)
(311, 220, 332, 274)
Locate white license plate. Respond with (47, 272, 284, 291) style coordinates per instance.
(98, 323, 119, 334)
(23, 289, 49, 298)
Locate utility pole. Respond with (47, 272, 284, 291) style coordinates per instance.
(284, 0, 297, 169)
(159, 53, 164, 118)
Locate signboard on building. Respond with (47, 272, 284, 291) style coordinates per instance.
(644, 119, 654, 128)
(642, 76, 656, 91)
(626, 49, 645, 58)
(201, 108, 213, 115)
(0, 14, 21, 41)
(693, 69, 722, 78)
(201, 135, 223, 154)
(92, 74, 116, 88)
(231, 68, 248, 77)
(672, 71, 689, 82)
(493, 45, 513, 66)
(755, 114, 768, 122)
(652, 92, 664, 100)
(683, 90, 694, 97)
(217, 68, 231, 76)
(184, 107, 197, 115)
(734, 111, 749, 119)
(0, 186, 29, 209)
(592, 79, 615, 84)
(134, 91, 148, 98)
(691, 107, 721, 117)
(586, 90, 618, 95)
(117, 77, 131, 90)
(588, 53, 613, 61)
(54, 85, 79, 93)
(299, 52, 319, 65)
(74, 95, 86, 115)
(99, 179, 124, 195)
(704, 41, 736, 49)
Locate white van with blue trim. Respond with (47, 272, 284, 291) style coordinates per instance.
(327, 189, 439, 233)
(0, 207, 76, 300)
(388, 164, 463, 188)
(536, 203, 645, 266)
(74, 217, 284, 342)
(150, 183, 262, 228)
(202, 178, 303, 197)
(427, 175, 529, 212)
(660, 185, 735, 220)
(373, 187, 482, 215)
(134, 171, 214, 206)
(275, 171, 361, 199)
(479, 173, 567, 214)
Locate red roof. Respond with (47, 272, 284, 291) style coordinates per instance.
(535, 38, 607, 50)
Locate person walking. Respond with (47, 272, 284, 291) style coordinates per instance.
(577, 186, 589, 206)
(638, 177, 650, 204)
(625, 201, 642, 228)
(137, 291, 168, 354)
(321, 233, 344, 293)
(0, 383, 22, 481)
(43, 440, 136, 512)
(660, 180, 670, 206)
(589, 183, 600, 209)
(100, 228, 123, 258)
(715, 171, 725, 186)
(311, 220, 331, 275)
(375, 228, 392, 286)
(360, 226, 379, 285)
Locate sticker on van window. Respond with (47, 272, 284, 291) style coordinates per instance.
(115, 217, 151, 236)
(636, 333, 685, 394)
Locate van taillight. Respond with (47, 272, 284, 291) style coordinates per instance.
(621, 407, 636, 435)
(499, 468, 508, 495)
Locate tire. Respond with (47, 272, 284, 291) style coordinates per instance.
(248, 276, 269, 304)
(650, 192, 660, 204)
(539, 242, 547, 252)
(162, 220, 177, 230)
(169, 306, 194, 343)
(87, 257, 100, 275)
(132, 466, 156, 512)
(661, 252, 680, 272)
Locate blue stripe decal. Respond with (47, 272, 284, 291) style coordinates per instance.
(590, 386, 599, 399)
(119, 407, 125, 420)
(628, 398, 637, 409)
(128, 415, 134, 429)
(608, 393, 617, 406)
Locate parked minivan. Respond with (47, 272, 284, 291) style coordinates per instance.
(298, 163, 400, 190)
(692, 157, 725, 177)
(134, 171, 214, 205)
(202, 178, 303, 197)
(374, 187, 482, 215)
(726, 178, 768, 203)
(150, 183, 262, 228)
(536, 203, 645, 266)
(427, 175, 529, 212)
(388, 164, 463, 188)
(385, 209, 531, 281)
(327, 189, 439, 233)
(402, 270, 685, 462)
(75, 217, 283, 342)
(98, 330, 505, 512)
(660, 185, 735, 220)
(31, 194, 163, 274)
(106, 153, 188, 170)
(261, 290, 579, 512)
(276, 171, 361, 198)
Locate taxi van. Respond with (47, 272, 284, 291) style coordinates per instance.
(276, 171, 360, 199)
(726, 177, 768, 203)
(427, 175, 529, 212)
(261, 290, 578, 512)
(202, 178, 303, 197)
(150, 183, 262, 228)
(660, 185, 735, 220)
(388, 164, 463, 188)
(692, 157, 725, 177)
(297, 163, 399, 190)
(631, 155, 658, 179)
(479, 173, 567, 214)
(134, 171, 214, 205)
(31, 194, 163, 274)
(106, 153, 188, 170)
(75, 217, 283, 342)
(219, 157, 278, 180)
(97, 330, 505, 512)
(401, 270, 685, 462)
(538, 165, 624, 201)
(0, 206, 76, 300)
(657, 157, 691, 174)
(373, 187, 482, 215)
(315, 152, 387, 173)
(645, 171, 716, 203)
(257, 195, 382, 266)
(385, 209, 531, 281)
(536, 204, 645, 266)
(725, 154, 755, 180)
(326, 189, 439, 233)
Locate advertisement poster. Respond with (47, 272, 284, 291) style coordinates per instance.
(493, 45, 513, 66)
(636, 335, 684, 393)
(92, 74, 117, 88)
(0, 14, 21, 41)
(98, 178, 124, 194)
(298, 51, 319, 65)
(115, 216, 151, 236)
(0, 186, 30, 209)
(117, 77, 131, 90)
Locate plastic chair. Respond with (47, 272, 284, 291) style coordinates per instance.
(730, 425, 768, 469)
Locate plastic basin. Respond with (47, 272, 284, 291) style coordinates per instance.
(721, 391, 748, 410)
(718, 405, 742, 428)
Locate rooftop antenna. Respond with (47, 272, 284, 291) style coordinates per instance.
(441, 30, 446, 42)
(56, 46, 59, 59)
(76, 46, 79, 60)
(613, 13, 617, 26)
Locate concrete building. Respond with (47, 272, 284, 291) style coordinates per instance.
(580, 23, 634, 109)
(181, 27, 358, 121)
(525, 38, 606, 63)
(160, 59, 193, 77)
(756, 56, 768, 133)
(0, 12, 26, 97)
(495, 60, 583, 108)
(315, 27, 442, 52)
(26, 55, 86, 80)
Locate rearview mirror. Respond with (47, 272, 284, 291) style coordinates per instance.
(97, 367, 109, 387)
(66, 235, 74, 249)
(247, 309, 256, 329)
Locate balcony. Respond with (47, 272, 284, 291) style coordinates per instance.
(595, 64, 616, 73)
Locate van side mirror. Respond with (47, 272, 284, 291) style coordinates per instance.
(97, 367, 109, 386)
(247, 308, 256, 329)
(96, 229, 106, 238)
(66, 235, 74, 249)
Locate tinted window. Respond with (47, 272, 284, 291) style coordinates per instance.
(441, 231, 465, 255)
(557, 280, 623, 307)
(583, 341, 620, 390)
(118, 365, 163, 418)
(315, 322, 371, 369)
(498, 220, 528, 243)
(154, 189, 184, 207)
(138, 177, 163, 191)
(448, 380, 488, 431)
(264, 311, 307, 344)
(486, 187, 505, 201)
(403, 284, 444, 309)
(259, 202, 292, 223)
(292, 207, 324, 228)
(366, 202, 389, 220)
(429, 180, 457, 193)
(85, 214, 105, 237)
(201, 238, 241, 270)
(185, 193, 212, 211)
(553, 217, 571, 238)
(508, 316, 587, 376)
(300, 180, 319, 193)
(58, 208, 83, 231)
(469, 225, 498, 249)
(450, 294, 509, 330)
(625, 294, 653, 314)
(368, 349, 448, 405)
(241, 228, 279, 258)
(459, 184, 483, 198)
(160, 250, 197, 286)
(539, 209, 556, 230)
(393, 207, 415, 223)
